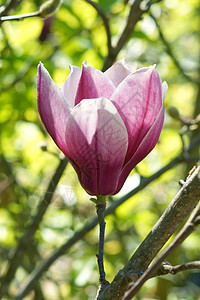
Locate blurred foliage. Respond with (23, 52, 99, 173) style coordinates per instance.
(0, 0, 200, 299)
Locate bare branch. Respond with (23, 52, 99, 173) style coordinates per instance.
(123, 201, 200, 299)
(99, 166, 200, 300)
(0, 156, 68, 298)
(84, 0, 113, 56)
(150, 13, 198, 84)
(0, 11, 39, 22)
(0, 62, 33, 94)
(0, 0, 21, 17)
(187, 86, 200, 172)
(11, 135, 200, 299)
(157, 261, 200, 276)
(13, 216, 99, 300)
(102, 0, 158, 71)
(1, 154, 29, 200)
(0, 0, 61, 23)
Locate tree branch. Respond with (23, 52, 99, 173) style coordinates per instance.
(84, 0, 113, 57)
(102, 0, 158, 71)
(123, 201, 200, 299)
(150, 13, 198, 84)
(0, 156, 68, 298)
(13, 216, 99, 300)
(0, 11, 39, 22)
(157, 261, 200, 276)
(0, 154, 29, 201)
(98, 166, 200, 299)
(11, 135, 200, 299)
(0, 0, 62, 23)
(0, 62, 33, 94)
(0, 0, 21, 17)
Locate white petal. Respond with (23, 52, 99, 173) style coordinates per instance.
(105, 59, 132, 87)
(162, 81, 168, 101)
(61, 65, 82, 107)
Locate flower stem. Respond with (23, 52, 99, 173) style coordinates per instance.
(95, 197, 109, 296)
(96, 202, 106, 281)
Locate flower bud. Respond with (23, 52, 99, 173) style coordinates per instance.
(39, 0, 61, 18)
(39, 141, 48, 151)
(168, 106, 180, 120)
(37, 60, 167, 195)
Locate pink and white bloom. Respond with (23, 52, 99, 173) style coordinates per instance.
(37, 60, 167, 196)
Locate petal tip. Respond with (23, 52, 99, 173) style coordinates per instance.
(82, 61, 88, 67)
(37, 63, 42, 88)
(148, 64, 156, 74)
(162, 81, 168, 101)
(38, 61, 44, 71)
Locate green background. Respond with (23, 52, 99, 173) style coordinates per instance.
(0, 0, 199, 299)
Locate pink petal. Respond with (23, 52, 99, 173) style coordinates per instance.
(74, 62, 115, 106)
(65, 97, 128, 195)
(111, 66, 163, 164)
(115, 103, 164, 194)
(61, 65, 82, 108)
(105, 59, 132, 87)
(37, 62, 72, 158)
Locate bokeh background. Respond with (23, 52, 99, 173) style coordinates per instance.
(0, 0, 199, 299)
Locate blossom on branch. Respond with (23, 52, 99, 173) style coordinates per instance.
(37, 60, 167, 196)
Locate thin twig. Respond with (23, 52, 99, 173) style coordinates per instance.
(0, 0, 21, 17)
(150, 13, 198, 84)
(186, 87, 200, 172)
(11, 135, 200, 300)
(123, 202, 200, 299)
(102, 0, 156, 71)
(84, 0, 113, 56)
(157, 261, 200, 276)
(98, 165, 200, 300)
(1, 154, 29, 201)
(0, 0, 61, 23)
(0, 62, 34, 94)
(0, 156, 68, 298)
(0, 11, 39, 22)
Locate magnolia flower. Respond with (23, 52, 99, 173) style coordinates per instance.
(37, 60, 167, 196)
